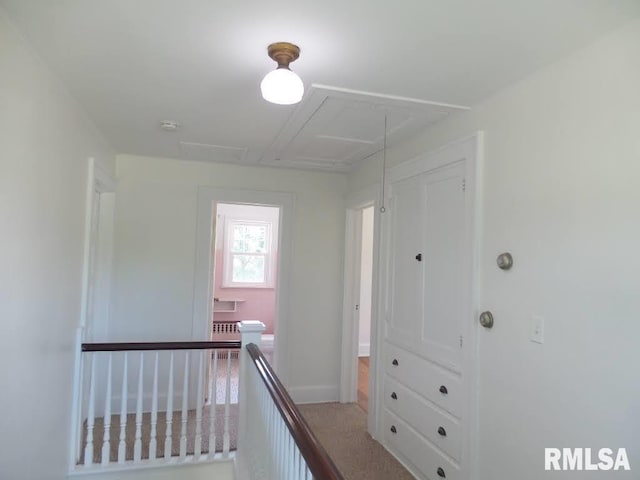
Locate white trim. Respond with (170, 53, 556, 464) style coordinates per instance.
(358, 343, 370, 357)
(193, 187, 295, 386)
(79, 157, 116, 329)
(68, 454, 235, 477)
(339, 208, 362, 404)
(378, 132, 482, 480)
(311, 83, 471, 111)
(339, 183, 382, 439)
(79, 158, 96, 329)
(288, 385, 340, 404)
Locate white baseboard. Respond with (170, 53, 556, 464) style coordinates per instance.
(68, 457, 235, 479)
(358, 343, 370, 357)
(288, 385, 339, 404)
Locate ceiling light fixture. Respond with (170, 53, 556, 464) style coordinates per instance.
(261, 42, 304, 105)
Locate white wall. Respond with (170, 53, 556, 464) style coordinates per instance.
(358, 206, 374, 356)
(111, 155, 347, 402)
(350, 18, 640, 479)
(0, 9, 114, 480)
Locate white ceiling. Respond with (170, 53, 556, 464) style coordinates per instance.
(2, 0, 639, 171)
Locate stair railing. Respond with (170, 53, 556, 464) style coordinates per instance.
(236, 321, 343, 480)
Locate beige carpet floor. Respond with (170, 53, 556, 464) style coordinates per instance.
(80, 403, 238, 464)
(298, 403, 415, 480)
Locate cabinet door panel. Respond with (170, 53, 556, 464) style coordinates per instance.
(420, 162, 466, 370)
(387, 175, 423, 343)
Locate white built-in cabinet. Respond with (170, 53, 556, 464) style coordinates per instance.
(379, 136, 479, 480)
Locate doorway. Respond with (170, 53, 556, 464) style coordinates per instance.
(193, 187, 295, 385)
(356, 206, 374, 412)
(340, 185, 380, 433)
(208, 202, 280, 405)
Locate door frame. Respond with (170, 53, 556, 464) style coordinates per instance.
(193, 187, 295, 385)
(379, 132, 483, 478)
(79, 157, 117, 338)
(340, 184, 381, 436)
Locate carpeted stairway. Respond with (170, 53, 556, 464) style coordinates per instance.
(80, 403, 238, 464)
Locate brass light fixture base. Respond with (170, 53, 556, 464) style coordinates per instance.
(267, 42, 300, 68)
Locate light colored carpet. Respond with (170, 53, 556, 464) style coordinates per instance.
(298, 403, 415, 480)
(80, 404, 238, 464)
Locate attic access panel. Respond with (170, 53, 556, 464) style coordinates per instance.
(259, 85, 469, 172)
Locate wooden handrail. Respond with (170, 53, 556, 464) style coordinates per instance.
(245, 343, 344, 480)
(82, 341, 242, 352)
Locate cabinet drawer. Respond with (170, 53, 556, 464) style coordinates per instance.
(384, 409, 460, 480)
(385, 342, 462, 417)
(384, 375, 462, 461)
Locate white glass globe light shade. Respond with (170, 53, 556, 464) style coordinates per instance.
(260, 67, 304, 105)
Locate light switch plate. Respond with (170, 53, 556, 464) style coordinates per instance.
(530, 314, 544, 344)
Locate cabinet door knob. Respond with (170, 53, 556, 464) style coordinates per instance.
(438, 426, 447, 437)
(439, 385, 448, 394)
(391, 392, 397, 400)
(415, 253, 422, 261)
(437, 467, 446, 478)
(390, 425, 397, 434)
(392, 359, 399, 366)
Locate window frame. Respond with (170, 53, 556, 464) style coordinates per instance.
(221, 218, 275, 288)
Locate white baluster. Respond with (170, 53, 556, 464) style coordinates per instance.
(195, 350, 204, 457)
(222, 350, 232, 457)
(118, 353, 128, 463)
(84, 354, 96, 465)
(287, 434, 293, 479)
(164, 352, 174, 459)
(101, 353, 113, 465)
(180, 351, 190, 458)
(133, 352, 144, 462)
(297, 448, 303, 479)
(208, 351, 218, 458)
(149, 351, 159, 460)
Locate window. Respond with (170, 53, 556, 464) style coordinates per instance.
(223, 219, 274, 287)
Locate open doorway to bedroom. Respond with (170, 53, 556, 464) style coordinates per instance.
(208, 202, 280, 405)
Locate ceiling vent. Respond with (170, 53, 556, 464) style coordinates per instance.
(179, 141, 248, 164)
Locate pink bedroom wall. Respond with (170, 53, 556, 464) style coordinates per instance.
(213, 249, 276, 334)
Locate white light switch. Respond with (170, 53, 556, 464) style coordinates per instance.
(530, 314, 544, 344)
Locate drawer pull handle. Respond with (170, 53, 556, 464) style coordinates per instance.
(415, 253, 422, 261)
(392, 359, 399, 366)
(390, 425, 397, 434)
(438, 426, 447, 437)
(439, 385, 448, 394)
(437, 467, 446, 478)
(391, 392, 397, 400)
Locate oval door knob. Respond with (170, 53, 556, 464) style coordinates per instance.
(437, 426, 447, 437)
(391, 392, 398, 400)
(392, 359, 399, 366)
(437, 467, 446, 478)
(390, 425, 397, 434)
(439, 385, 448, 394)
(479, 310, 494, 328)
(415, 253, 422, 261)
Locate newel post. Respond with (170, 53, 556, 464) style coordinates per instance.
(236, 320, 265, 475)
